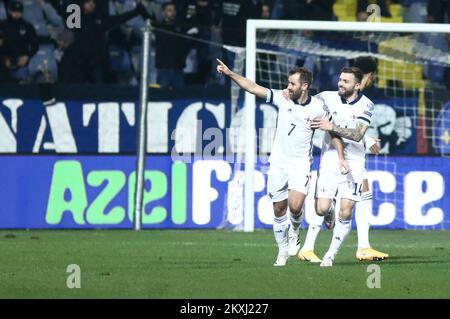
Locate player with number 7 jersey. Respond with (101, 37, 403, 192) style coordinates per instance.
(216, 58, 348, 267)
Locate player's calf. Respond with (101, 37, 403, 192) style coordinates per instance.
(324, 199, 336, 230)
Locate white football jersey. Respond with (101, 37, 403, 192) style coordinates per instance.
(266, 89, 327, 167)
(315, 91, 374, 162)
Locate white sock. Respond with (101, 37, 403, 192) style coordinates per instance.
(355, 191, 372, 250)
(325, 217, 352, 260)
(273, 215, 289, 254)
(289, 208, 303, 233)
(301, 213, 323, 252)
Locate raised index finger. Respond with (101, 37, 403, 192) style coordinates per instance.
(216, 58, 226, 66)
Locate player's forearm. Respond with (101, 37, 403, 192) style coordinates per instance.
(331, 134, 345, 160)
(228, 71, 266, 98)
(330, 122, 367, 142)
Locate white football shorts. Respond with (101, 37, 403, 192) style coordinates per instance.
(315, 159, 365, 202)
(267, 161, 312, 203)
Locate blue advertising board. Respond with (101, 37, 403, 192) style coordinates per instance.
(0, 95, 418, 155)
(0, 155, 448, 229)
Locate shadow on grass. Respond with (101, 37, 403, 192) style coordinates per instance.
(335, 256, 447, 266)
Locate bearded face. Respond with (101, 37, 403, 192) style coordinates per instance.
(338, 72, 360, 98)
(287, 73, 304, 101)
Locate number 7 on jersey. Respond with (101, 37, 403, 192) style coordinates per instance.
(288, 123, 296, 136)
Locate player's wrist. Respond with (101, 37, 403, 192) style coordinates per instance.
(329, 123, 337, 132)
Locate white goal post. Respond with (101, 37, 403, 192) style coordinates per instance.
(243, 20, 450, 232)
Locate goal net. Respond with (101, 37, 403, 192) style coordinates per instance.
(220, 21, 450, 231)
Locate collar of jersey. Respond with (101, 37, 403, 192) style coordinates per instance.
(293, 95, 311, 106)
(340, 91, 362, 105)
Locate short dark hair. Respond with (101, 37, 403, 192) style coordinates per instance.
(353, 56, 377, 74)
(162, 2, 175, 10)
(8, 0, 23, 13)
(288, 67, 313, 88)
(340, 67, 364, 84)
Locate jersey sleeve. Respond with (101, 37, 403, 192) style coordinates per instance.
(265, 89, 273, 103)
(314, 92, 324, 103)
(266, 89, 286, 107)
(357, 101, 374, 126)
(317, 100, 329, 120)
(314, 92, 331, 119)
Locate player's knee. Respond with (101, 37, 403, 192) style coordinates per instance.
(288, 191, 305, 215)
(288, 203, 302, 215)
(288, 197, 303, 215)
(339, 212, 352, 221)
(339, 207, 353, 220)
(273, 202, 287, 217)
(316, 210, 326, 217)
(314, 201, 328, 216)
(340, 199, 354, 213)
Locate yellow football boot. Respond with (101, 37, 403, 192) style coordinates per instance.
(297, 250, 322, 263)
(356, 248, 389, 261)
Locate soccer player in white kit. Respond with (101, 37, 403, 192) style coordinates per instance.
(309, 67, 374, 267)
(292, 58, 388, 263)
(216, 58, 348, 266)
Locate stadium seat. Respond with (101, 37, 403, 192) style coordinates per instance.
(377, 36, 425, 89)
(333, 0, 356, 21)
(333, 0, 403, 22)
(377, 60, 424, 90)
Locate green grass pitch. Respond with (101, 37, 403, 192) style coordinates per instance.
(0, 229, 449, 299)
